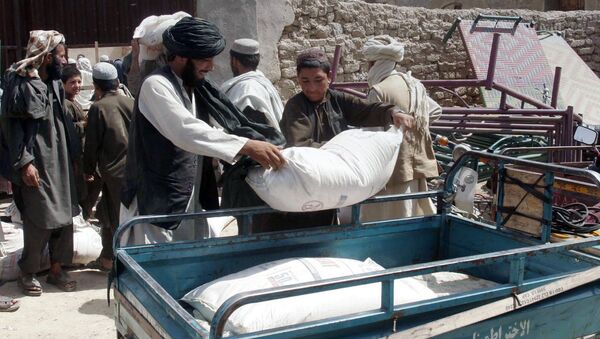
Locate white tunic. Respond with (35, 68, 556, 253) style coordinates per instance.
(220, 70, 283, 131)
(119, 70, 248, 245)
(140, 72, 248, 162)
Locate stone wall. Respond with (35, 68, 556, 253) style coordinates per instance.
(275, 0, 600, 106)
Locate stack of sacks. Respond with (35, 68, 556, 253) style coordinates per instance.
(0, 202, 102, 281)
(181, 257, 498, 335)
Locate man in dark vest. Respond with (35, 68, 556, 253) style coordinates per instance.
(120, 17, 285, 244)
(1, 30, 79, 295)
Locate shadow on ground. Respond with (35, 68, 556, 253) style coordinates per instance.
(79, 298, 113, 317)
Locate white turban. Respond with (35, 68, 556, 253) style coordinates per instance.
(362, 35, 405, 87)
(362, 35, 404, 62)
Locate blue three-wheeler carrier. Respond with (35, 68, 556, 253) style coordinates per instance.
(112, 151, 600, 338)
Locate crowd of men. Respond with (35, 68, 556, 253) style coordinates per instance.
(0, 15, 441, 309)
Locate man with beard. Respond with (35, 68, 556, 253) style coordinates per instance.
(0, 30, 79, 295)
(220, 38, 283, 130)
(121, 17, 285, 244)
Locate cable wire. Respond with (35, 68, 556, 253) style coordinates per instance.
(552, 202, 600, 236)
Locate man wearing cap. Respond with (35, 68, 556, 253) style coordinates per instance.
(220, 38, 283, 131)
(360, 35, 442, 221)
(83, 62, 133, 270)
(121, 17, 285, 244)
(0, 30, 79, 295)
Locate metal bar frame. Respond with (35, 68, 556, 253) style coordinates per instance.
(551, 66, 562, 108)
(433, 122, 556, 130)
(542, 171, 555, 242)
(485, 33, 500, 90)
(430, 127, 550, 136)
(114, 151, 600, 257)
(113, 190, 442, 254)
(444, 150, 600, 193)
(499, 145, 590, 166)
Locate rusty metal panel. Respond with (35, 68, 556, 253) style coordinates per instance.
(1, 0, 195, 71)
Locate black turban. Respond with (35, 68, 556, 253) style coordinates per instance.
(162, 17, 226, 59)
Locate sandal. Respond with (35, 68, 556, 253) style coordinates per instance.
(86, 258, 111, 272)
(18, 274, 43, 297)
(46, 270, 77, 292)
(0, 296, 20, 312)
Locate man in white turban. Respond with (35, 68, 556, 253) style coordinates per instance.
(361, 35, 442, 220)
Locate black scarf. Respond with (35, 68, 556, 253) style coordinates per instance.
(194, 78, 284, 209)
(195, 79, 285, 145)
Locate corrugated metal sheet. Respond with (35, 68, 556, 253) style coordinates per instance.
(1, 0, 195, 71)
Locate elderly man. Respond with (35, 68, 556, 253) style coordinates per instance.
(0, 30, 79, 295)
(221, 38, 283, 130)
(121, 17, 285, 244)
(84, 63, 134, 271)
(275, 47, 413, 231)
(360, 35, 442, 221)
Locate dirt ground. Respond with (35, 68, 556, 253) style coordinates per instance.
(0, 204, 238, 339)
(0, 269, 116, 339)
(0, 195, 116, 339)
